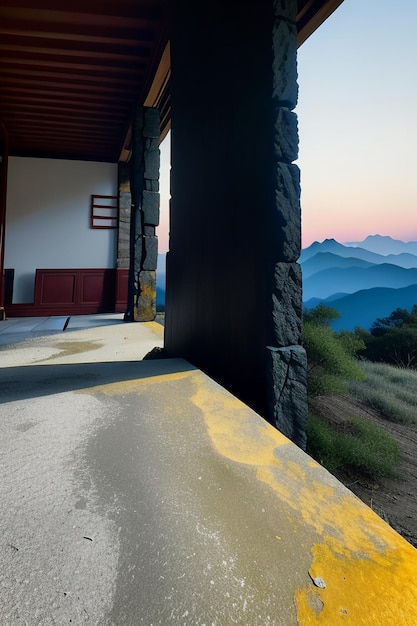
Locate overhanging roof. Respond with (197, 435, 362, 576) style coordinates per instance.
(0, 0, 169, 162)
(297, 0, 344, 46)
(0, 0, 343, 163)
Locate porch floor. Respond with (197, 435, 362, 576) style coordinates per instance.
(1, 315, 417, 624)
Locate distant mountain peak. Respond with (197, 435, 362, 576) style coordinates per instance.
(301, 238, 352, 262)
(343, 235, 417, 256)
(306, 238, 344, 250)
(362, 234, 399, 244)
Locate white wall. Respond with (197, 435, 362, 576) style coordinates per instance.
(5, 157, 118, 303)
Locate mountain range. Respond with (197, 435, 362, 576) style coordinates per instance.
(307, 285, 417, 332)
(156, 235, 417, 329)
(302, 235, 417, 331)
(345, 235, 417, 256)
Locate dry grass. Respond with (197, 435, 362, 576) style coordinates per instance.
(348, 361, 417, 425)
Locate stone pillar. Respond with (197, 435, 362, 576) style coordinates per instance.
(115, 163, 131, 312)
(125, 107, 160, 321)
(265, 0, 308, 449)
(167, 0, 307, 447)
(117, 163, 131, 271)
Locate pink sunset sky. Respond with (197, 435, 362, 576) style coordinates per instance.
(158, 0, 417, 253)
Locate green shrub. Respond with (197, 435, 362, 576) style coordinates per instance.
(307, 412, 401, 480)
(361, 305, 417, 367)
(304, 322, 365, 396)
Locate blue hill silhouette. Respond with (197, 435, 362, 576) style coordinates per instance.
(302, 252, 374, 279)
(300, 239, 374, 263)
(157, 238, 417, 323)
(301, 237, 417, 330)
(345, 234, 417, 256)
(303, 263, 417, 301)
(308, 285, 417, 331)
(301, 238, 417, 267)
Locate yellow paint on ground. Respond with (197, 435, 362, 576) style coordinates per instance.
(143, 321, 164, 338)
(296, 540, 417, 624)
(78, 363, 417, 623)
(189, 371, 288, 465)
(188, 370, 417, 625)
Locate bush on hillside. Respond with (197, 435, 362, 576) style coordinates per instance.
(304, 303, 341, 326)
(370, 305, 417, 337)
(303, 305, 365, 396)
(359, 305, 417, 368)
(307, 412, 400, 480)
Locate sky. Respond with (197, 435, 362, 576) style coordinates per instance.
(158, 0, 417, 253)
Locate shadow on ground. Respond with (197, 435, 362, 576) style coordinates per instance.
(0, 358, 196, 404)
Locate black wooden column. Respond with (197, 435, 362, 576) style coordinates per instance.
(0, 122, 9, 320)
(166, 0, 307, 446)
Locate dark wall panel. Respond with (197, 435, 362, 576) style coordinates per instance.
(166, 0, 281, 416)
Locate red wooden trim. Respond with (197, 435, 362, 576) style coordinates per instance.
(91, 194, 118, 230)
(7, 268, 117, 317)
(115, 268, 129, 313)
(7, 303, 108, 317)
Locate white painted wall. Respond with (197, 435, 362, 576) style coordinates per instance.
(5, 157, 118, 303)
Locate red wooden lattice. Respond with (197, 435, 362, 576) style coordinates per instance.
(91, 194, 118, 229)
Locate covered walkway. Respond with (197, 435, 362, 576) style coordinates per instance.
(0, 316, 417, 624)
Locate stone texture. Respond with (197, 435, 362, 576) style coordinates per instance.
(272, 262, 302, 347)
(266, 345, 308, 450)
(134, 270, 156, 321)
(273, 0, 297, 21)
(274, 108, 298, 163)
(118, 230, 130, 243)
(144, 149, 160, 180)
(272, 20, 298, 109)
(144, 108, 161, 139)
(117, 242, 130, 254)
(119, 193, 131, 211)
(119, 208, 130, 223)
(142, 236, 158, 270)
(145, 179, 160, 192)
(145, 137, 160, 152)
(143, 190, 160, 226)
(274, 162, 301, 262)
(117, 167, 132, 272)
(123, 107, 160, 321)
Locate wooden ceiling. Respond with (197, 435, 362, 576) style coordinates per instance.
(0, 0, 168, 162)
(0, 0, 343, 163)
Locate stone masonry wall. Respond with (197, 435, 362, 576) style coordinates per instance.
(117, 162, 131, 271)
(266, 0, 308, 449)
(125, 107, 160, 321)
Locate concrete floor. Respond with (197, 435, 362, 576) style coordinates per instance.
(1, 315, 417, 625)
